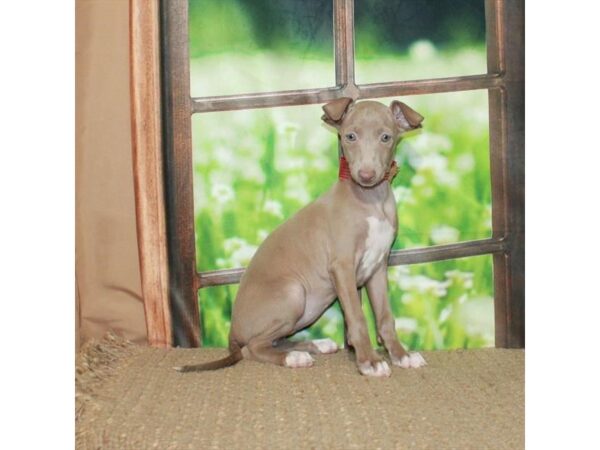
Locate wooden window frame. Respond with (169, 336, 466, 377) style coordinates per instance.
(130, 0, 524, 349)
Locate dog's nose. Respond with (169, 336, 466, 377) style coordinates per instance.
(358, 168, 376, 183)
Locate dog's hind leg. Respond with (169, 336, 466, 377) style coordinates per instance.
(246, 336, 315, 368)
(273, 338, 339, 355)
(244, 322, 317, 369)
(246, 340, 314, 368)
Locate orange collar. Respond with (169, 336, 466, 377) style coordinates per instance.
(338, 156, 398, 183)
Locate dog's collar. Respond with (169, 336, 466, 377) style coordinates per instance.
(338, 156, 398, 184)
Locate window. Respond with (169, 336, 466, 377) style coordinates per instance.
(159, 0, 524, 349)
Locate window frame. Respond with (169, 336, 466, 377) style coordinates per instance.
(131, 0, 524, 348)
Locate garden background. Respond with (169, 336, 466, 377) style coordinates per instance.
(189, 0, 494, 350)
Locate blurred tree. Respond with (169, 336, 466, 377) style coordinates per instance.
(189, 0, 333, 57)
(354, 0, 486, 53)
(189, 0, 486, 58)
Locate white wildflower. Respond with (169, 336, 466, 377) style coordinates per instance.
(214, 145, 235, 166)
(311, 156, 330, 171)
(455, 153, 475, 173)
(393, 186, 412, 203)
(421, 186, 434, 198)
(223, 237, 258, 267)
(406, 132, 452, 157)
(277, 157, 305, 171)
(284, 174, 311, 204)
(468, 108, 489, 126)
(277, 121, 299, 150)
(411, 174, 426, 186)
(394, 317, 418, 333)
(464, 276, 474, 290)
(409, 40, 437, 61)
(277, 121, 300, 135)
(238, 161, 265, 183)
(483, 204, 492, 231)
(399, 274, 450, 297)
(459, 296, 494, 343)
(445, 270, 474, 289)
(210, 183, 235, 204)
(401, 293, 414, 304)
(438, 307, 452, 323)
(414, 153, 459, 187)
(388, 265, 410, 286)
(436, 170, 459, 187)
(263, 199, 284, 218)
(257, 229, 270, 241)
(430, 225, 460, 245)
(306, 130, 336, 155)
(223, 237, 246, 254)
(416, 153, 447, 172)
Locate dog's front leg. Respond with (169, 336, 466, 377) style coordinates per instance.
(330, 261, 391, 377)
(366, 265, 427, 369)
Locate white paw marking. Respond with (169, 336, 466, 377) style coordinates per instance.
(359, 360, 392, 377)
(393, 352, 427, 368)
(312, 339, 339, 354)
(285, 351, 315, 368)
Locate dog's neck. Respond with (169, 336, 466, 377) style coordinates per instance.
(338, 156, 396, 205)
(338, 156, 398, 183)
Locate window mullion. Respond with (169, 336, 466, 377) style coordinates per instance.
(334, 0, 356, 92)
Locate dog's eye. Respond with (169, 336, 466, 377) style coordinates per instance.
(381, 133, 392, 143)
(345, 132, 357, 142)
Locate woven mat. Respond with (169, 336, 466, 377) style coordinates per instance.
(76, 334, 524, 449)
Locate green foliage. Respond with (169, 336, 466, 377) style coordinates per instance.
(188, 0, 257, 57)
(189, 0, 486, 58)
(190, 41, 494, 351)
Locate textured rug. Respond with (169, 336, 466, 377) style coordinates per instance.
(76, 334, 524, 449)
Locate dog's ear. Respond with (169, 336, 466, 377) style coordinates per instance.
(390, 100, 424, 133)
(322, 97, 353, 128)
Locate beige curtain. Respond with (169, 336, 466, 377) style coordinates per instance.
(76, 0, 148, 348)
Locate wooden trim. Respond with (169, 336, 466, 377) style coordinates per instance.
(129, 0, 172, 347)
(196, 238, 506, 288)
(499, 0, 525, 348)
(387, 238, 506, 266)
(160, 0, 201, 347)
(192, 87, 342, 114)
(486, 0, 525, 348)
(190, 74, 500, 114)
(334, 0, 355, 88)
(358, 74, 502, 99)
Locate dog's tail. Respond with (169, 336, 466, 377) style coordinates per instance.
(173, 347, 243, 373)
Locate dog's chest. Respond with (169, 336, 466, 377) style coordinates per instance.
(356, 216, 395, 284)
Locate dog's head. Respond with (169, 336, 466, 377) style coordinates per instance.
(322, 98, 423, 187)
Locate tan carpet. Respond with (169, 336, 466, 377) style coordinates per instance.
(76, 334, 524, 449)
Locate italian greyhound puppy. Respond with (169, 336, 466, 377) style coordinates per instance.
(175, 98, 427, 377)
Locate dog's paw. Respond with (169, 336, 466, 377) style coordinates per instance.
(392, 352, 427, 368)
(358, 360, 392, 377)
(285, 351, 315, 368)
(312, 338, 339, 354)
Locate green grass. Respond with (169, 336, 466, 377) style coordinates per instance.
(191, 45, 494, 350)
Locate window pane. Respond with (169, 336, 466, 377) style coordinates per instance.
(199, 255, 494, 349)
(389, 90, 492, 250)
(354, 0, 487, 84)
(192, 105, 338, 273)
(189, 0, 334, 97)
(382, 255, 494, 350)
(199, 285, 238, 348)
